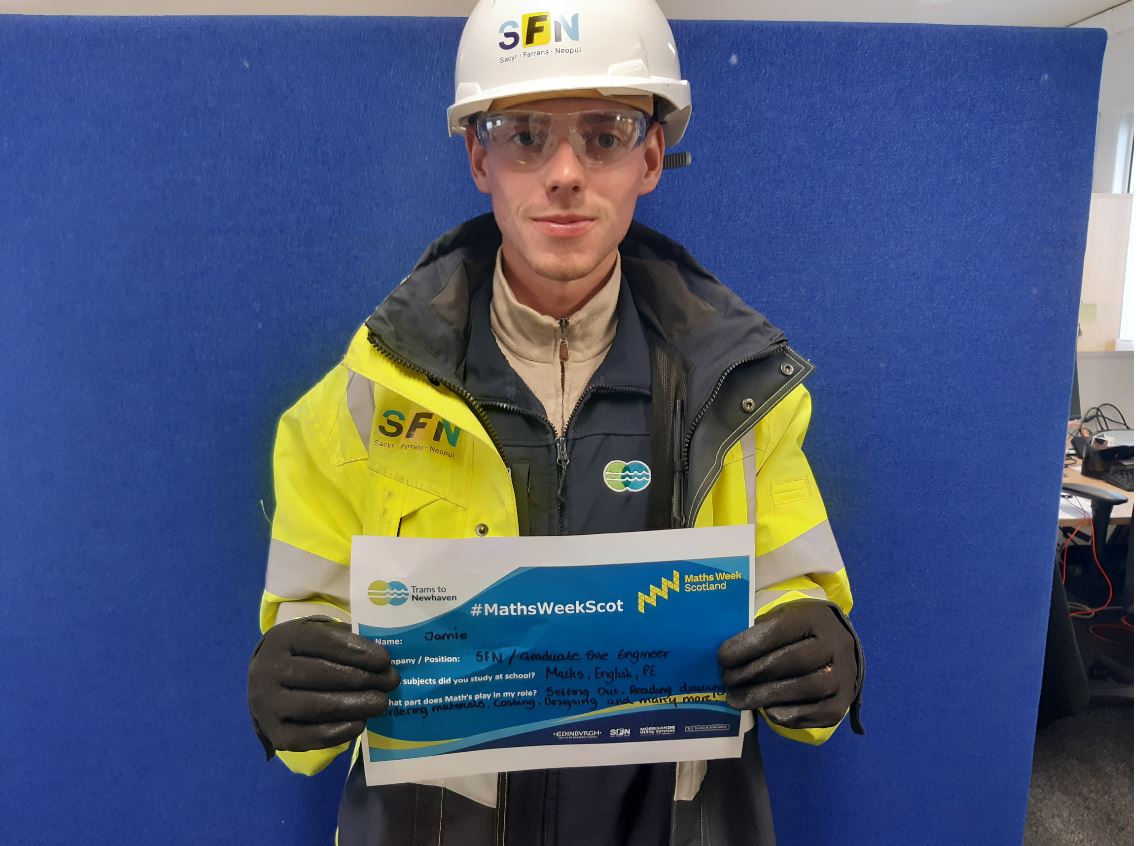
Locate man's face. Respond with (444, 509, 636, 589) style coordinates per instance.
(466, 97, 665, 285)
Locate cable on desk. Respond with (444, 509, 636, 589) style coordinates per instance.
(1060, 493, 1093, 521)
(1067, 602, 1124, 615)
(1060, 521, 1086, 586)
(1088, 624, 1132, 646)
(1068, 519, 1116, 619)
(1075, 403, 1132, 438)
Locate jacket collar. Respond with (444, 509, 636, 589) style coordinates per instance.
(464, 266, 652, 415)
(364, 214, 787, 431)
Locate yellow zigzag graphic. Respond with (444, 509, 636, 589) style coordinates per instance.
(637, 570, 680, 614)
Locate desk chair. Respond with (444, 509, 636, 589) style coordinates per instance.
(1087, 524, 1132, 702)
(1038, 484, 1131, 724)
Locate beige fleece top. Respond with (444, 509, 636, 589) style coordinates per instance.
(490, 250, 621, 436)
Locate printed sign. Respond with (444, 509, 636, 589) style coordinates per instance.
(351, 526, 754, 785)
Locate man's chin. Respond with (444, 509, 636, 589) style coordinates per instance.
(525, 253, 604, 284)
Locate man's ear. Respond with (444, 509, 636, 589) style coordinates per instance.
(637, 122, 666, 197)
(466, 125, 492, 195)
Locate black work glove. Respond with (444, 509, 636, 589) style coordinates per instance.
(717, 599, 865, 733)
(248, 616, 401, 757)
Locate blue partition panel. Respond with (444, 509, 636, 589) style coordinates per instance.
(0, 16, 1103, 845)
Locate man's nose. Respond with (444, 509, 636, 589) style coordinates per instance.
(543, 139, 586, 195)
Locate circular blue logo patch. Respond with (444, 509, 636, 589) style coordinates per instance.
(602, 460, 652, 493)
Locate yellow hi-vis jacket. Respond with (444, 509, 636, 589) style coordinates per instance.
(258, 217, 861, 783)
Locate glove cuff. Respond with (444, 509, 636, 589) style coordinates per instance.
(824, 603, 866, 736)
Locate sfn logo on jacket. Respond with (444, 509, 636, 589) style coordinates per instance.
(499, 12, 581, 50)
(374, 408, 462, 458)
(368, 580, 409, 607)
(603, 460, 651, 493)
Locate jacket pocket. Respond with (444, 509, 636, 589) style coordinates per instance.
(770, 477, 809, 506)
(396, 485, 465, 538)
(362, 473, 463, 538)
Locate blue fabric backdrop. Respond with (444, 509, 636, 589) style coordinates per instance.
(0, 15, 1103, 845)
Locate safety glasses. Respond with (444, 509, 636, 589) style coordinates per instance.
(474, 109, 650, 169)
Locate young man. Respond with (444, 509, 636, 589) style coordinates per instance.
(248, 2, 864, 843)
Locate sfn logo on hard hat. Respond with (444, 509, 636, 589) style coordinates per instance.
(499, 12, 580, 50)
(368, 580, 409, 607)
(603, 460, 651, 493)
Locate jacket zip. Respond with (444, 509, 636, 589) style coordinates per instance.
(557, 318, 570, 405)
(555, 319, 571, 534)
(477, 398, 567, 535)
(484, 383, 648, 536)
(559, 382, 651, 533)
(555, 434, 569, 533)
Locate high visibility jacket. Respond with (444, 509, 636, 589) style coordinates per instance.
(259, 215, 863, 845)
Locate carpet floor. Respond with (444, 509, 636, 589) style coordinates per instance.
(1024, 702, 1133, 845)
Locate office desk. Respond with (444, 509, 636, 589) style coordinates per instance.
(1040, 458, 1133, 725)
(1059, 462, 1134, 529)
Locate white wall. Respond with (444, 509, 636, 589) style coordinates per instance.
(1076, 351, 1135, 424)
(1071, 3, 1133, 432)
(0, 0, 1122, 26)
(1078, 194, 1131, 351)
(1073, 3, 1134, 194)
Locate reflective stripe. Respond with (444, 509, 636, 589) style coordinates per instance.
(739, 428, 757, 525)
(754, 585, 828, 609)
(673, 760, 707, 802)
(274, 599, 349, 624)
(265, 538, 350, 604)
(346, 370, 376, 449)
(755, 520, 845, 590)
(415, 775, 498, 809)
(672, 713, 755, 803)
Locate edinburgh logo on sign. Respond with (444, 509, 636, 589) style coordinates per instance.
(498, 12, 581, 50)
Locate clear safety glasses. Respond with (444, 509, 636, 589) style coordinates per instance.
(474, 109, 650, 169)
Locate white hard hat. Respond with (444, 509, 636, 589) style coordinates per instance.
(449, 0, 693, 147)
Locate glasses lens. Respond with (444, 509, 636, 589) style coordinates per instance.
(575, 111, 645, 164)
(479, 113, 552, 166)
(479, 110, 648, 168)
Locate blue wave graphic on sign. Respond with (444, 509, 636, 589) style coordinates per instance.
(369, 702, 736, 761)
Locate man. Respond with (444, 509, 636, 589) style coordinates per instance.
(248, 1, 864, 843)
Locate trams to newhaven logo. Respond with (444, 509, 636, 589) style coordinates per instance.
(367, 580, 459, 607)
(368, 580, 409, 607)
(499, 12, 581, 50)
